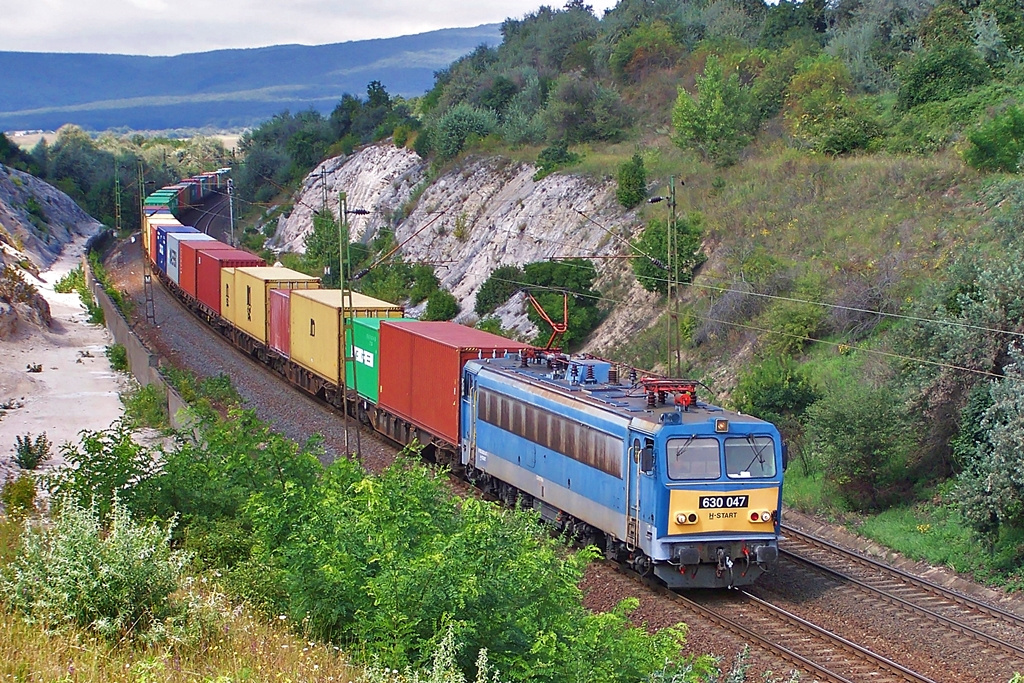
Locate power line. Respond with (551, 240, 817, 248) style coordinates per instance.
(486, 275, 1021, 384)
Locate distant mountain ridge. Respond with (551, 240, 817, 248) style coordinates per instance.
(0, 25, 502, 132)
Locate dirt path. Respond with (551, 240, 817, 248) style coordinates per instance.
(0, 237, 127, 484)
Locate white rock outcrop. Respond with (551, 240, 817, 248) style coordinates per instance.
(275, 144, 663, 353)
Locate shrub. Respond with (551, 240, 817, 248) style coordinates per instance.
(54, 265, 85, 294)
(805, 383, 916, 511)
(46, 421, 156, 521)
(609, 21, 683, 82)
(475, 265, 525, 316)
(533, 140, 580, 180)
(14, 433, 50, 470)
(541, 73, 630, 144)
(963, 105, 1024, 172)
(121, 382, 169, 430)
(105, 343, 128, 372)
(1, 498, 189, 641)
(423, 289, 460, 321)
(1, 474, 36, 521)
(897, 45, 991, 110)
(433, 104, 498, 160)
(760, 299, 826, 357)
(672, 56, 756, 166)
(631, 213, 706, 294)
(615, 152, 647, 209)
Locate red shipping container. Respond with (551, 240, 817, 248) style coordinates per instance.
(179, 239, 229, 298)
(378, 321, 530, 446)
(268, 289, 291, 357)
(195, 247, 265, 314)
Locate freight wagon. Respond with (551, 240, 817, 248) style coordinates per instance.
(139, 168, 785, 590)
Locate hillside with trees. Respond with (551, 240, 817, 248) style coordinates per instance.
(228, 0, 1024, 588)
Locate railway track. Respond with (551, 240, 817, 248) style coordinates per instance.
(613, 562, 936, 683)
(779, 525, 1024, 667)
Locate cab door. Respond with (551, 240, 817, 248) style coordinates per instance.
(625, 431, 656, 547)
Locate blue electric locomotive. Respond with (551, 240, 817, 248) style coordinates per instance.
(460, 354, 784, 589)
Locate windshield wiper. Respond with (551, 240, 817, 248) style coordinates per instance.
(743, 434, 769, 472)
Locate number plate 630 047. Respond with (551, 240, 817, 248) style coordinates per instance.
(699, 495, 749, 509)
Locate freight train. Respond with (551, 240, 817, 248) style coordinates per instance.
(139, 174, 785, 589)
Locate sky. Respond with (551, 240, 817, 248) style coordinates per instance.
(1, 0, 621, 56)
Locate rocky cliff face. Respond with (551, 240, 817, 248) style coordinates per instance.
(0, 164, 102, 272)
(0, 164, 101, 336)
(272, 144, 662, 353)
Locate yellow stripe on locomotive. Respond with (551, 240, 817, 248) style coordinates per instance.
(668, 487, 779, 534)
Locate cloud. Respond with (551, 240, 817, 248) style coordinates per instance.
(0, 0, 619, 56)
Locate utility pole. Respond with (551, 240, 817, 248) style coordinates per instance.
(665, 177, 680, 378)
(227, 178, 235, 247)
(339, 191, 362, 461)
(113, 160, 122, 234)
(138, 159, 156, 325)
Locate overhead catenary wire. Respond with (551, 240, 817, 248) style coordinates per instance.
(486, 274, 1024, 384)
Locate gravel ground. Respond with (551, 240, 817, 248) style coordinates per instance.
(104, 234, 1024, 682)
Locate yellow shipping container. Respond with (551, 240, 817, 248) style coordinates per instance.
(220, 268, 236, 325)
(289, 289, 404, 386)
(231, 267, 321, 343)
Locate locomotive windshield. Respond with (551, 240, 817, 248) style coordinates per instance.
(724, 436, 777, 479)
(667, 437, 721, 480)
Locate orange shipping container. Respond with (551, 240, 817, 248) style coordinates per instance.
(377, 321, 530, 446)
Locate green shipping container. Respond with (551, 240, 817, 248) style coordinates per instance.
(347, 317, 416, 404)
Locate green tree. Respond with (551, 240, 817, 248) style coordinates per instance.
(423, 289, 460, 321)
(954, 345, 1024, 544)
(805, 383, 916, 511)
(964, 105, 1024, 172)
(672, 57, 755, 165)
(615, 152, 647, 209)
(896, 44, 990, 110)
(475, 265, 525, 316)
(631, 213, 706, 294)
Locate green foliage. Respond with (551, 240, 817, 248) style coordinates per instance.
(409, 264, 441, 305)
(533, 141, 580, 180)
(733, 356, 817, 475)
(423, 289, 460, 321)
(954, 345, 1024, 545)
(761, 299, 826, 357)
(105, 343, 128, 372)
(161, 367, 241, 410)
(121, 382, 170, 431)
(432, 104, 498, 160)
(475, 265, 525, 316)
(897, 44, 991, 110)
(805, 383, 916, 511)
(733, 356, 817, 424)
(964, 104, 1024, 172)
(631, 213, 706, 294)
(14, 432, 50, 470)
(615, 152, 647, 209)
(784, 55, 879, 155)
(46, 421, 155, 522)
(541, 73, 630, 144)
(1, 474, 36, 522)
(140, 409, 321, 546)
(522, 259, 604, 349)
(0, 266, 39, 305)
(672, 56, 755, 165)
(1, 498, 188, 642)
(610, 21, 683, 82)
(53, 265, 84, 294)
(250, 453, 713, 681)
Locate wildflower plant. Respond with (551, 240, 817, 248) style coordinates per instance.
(1, 497, 190, 642)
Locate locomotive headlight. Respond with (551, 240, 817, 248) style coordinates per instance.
(675, 511, 698, 525)
(715, 418, 729, 432)
(760, 511, 772, 522)
(749, 510, 771, 523)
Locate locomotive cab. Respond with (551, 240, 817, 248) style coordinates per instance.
(460, 354, 784, 590)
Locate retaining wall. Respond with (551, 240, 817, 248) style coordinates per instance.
(84, 258, 189, 428)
